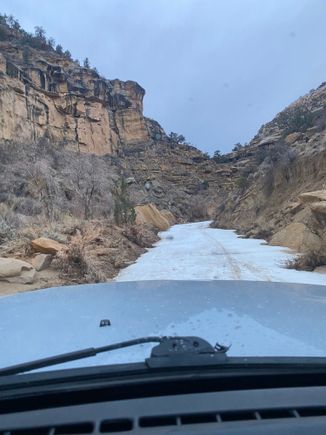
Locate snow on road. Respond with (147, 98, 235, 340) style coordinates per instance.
(116, 221, 326, 285)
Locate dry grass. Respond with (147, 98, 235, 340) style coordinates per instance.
(54, 226, 106, 283)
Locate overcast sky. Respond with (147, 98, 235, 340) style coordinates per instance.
(2, 0, 326, 153)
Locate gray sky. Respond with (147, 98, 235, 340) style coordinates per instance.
(2, 0, 326, 153)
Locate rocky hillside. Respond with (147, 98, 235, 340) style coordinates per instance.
(213, 83, 326, 269)
(0, 17, 227, 221)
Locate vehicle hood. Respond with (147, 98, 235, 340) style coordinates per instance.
(0, 280, 326, 371)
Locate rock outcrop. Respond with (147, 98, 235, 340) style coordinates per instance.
(0, 42, 162, 155)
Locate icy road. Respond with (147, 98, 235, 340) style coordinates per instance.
(116, 221, 325, 285)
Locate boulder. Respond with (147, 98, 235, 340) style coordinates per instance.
(314, 266, 326, 274)
(31, 237, 65, 254)
(299, 190, 326, 204)
(30, 253, 53, 271)
(0, 257, 36, 284)
(309, 201, 326, 215)
(269, 223, 322, 252)
(135, 204, 170, 231)
(160, 210, 176, 225)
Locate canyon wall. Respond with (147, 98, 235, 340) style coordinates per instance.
(0, 42, 164, 155)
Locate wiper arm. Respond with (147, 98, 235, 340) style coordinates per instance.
(0, 336, 229, 376)
(0, 336, 163, 377)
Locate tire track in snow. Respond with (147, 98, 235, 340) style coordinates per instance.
(203, 231, 242, 279)
(238, 259, 272, 282)
(203, 229, 272, 281)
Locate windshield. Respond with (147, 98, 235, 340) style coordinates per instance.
(0, 0, 326, 373)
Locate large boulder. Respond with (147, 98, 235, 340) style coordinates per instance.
(160, 209, 176, 225)
(269, 223, 322, 252)
(299, 190, 326, 204)
(135, 204, 170, 231)
(0, 258, 36, 284)
(31, 237, 65, 254)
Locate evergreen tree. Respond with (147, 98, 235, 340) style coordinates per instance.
(83, 57, 90, 68)
(55, 44, 63, 54)
(111, 178, 136, 226)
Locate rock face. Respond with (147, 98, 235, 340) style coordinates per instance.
(0, 257, 35, 284)
(0, 43, 160, 155)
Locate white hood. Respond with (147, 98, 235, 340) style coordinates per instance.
(0, 280, 326, 371)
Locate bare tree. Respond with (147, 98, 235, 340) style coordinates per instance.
(71, 155, 100, 220)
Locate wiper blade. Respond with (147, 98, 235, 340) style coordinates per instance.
(0, 336, 229, 376)
(0, 336, 163, 377)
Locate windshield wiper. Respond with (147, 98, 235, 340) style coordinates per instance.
(0, 336, 229, 376)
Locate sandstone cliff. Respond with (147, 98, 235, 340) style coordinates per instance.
(0, 38, 164, 154)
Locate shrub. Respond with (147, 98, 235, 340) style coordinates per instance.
(277, 106, 314, 134)
(285, 249, 326, 271)
(169, 132, 186, 144)
(13, 197, 42, 216)
(188, 197, 209, 221)
(0, 203, 19, 243)
(0, 217, 15, 243)
(236, 176, 248, 190)
(111, 178, 136, 226)
(232, 143, 243, 152)
(122, 225, 144, 247)
(212, 150, 228, 163)
(55, 228, 105, 282)
(202, 180, 209, 190)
